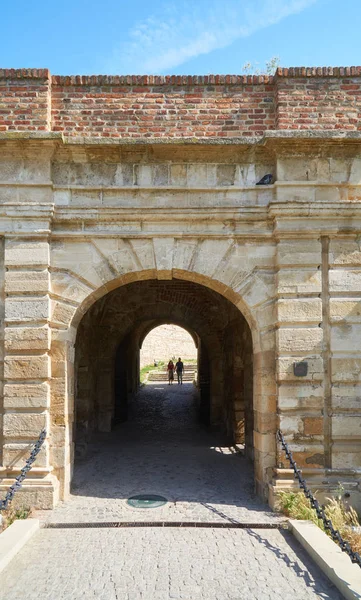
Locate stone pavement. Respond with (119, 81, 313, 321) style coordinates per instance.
(0, 382, 343, 599)
(0, 527, 343, 600)
(38, 382, 281, 525)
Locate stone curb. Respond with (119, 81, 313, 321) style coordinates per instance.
(0, 519, 39, 574)
(289, 519, 361, 600)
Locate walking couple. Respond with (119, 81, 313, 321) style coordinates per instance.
(167, 358, 184, 385)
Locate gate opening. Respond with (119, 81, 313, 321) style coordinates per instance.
(74, 278, 255, 483)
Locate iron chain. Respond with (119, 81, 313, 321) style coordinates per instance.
(278, 429, 361, 568)
(0, 429, 47, 512)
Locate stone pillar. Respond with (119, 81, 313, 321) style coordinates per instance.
(49, 326, 75, 500)
(0, 238, 59, 508)
(272, 238, 324, 503)
(329, 238, 361, 509)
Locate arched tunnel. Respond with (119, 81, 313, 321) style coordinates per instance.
(74, 278, 254, 467)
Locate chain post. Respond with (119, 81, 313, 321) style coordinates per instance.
(277, 429, 361, 568)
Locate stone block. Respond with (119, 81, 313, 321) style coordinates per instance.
(277, 298, 322, 323)
(54, 189, 70, 206)
(331, 323, 361, 353)
(277, 269, 322, 294)
(51, 301, 77, 327)
(129, 239, 156, 271)
(277, 240, 321, 265)
(276, 185, 315, 204)
(329, 269, 361, 293)
(4, 355, 49, 380)
(329, 240, 361, 266)
(329, 299, 361, 322)
(70, 190, 100, 206)
(170, 164, 187, 186)
(5, 270, 49, 294)
(50, 241, 110, 289)
(5, 297, 49, 322)
(331, 358, 361, 383)
(331, 384, 361, 410)
(279, 415, 303, 435)
(50, 272, 93, 306)
(3, 412, 47, 438)
(332, 415, 361, 438)
(18, 186, 52, 204)
(253, 431, 276, 453)
(332, 444, 361, 469)
(5, 326, 50, 351)
(303, 417, 323, 435)
(193, 239, 233, 278)
(277, 328, 323, 353)
(4, 382, 50, 408)
(187, 164, 207, 187)
(153, 238, 174, 278)
(5, 241, 49, 267)
(278, 383, 324, 410)
(3, 442, 48, 467)
(277, 356, 323, 381)
(236, 272, 275, 307)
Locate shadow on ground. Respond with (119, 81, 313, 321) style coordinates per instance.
(44, 383, 281, 524)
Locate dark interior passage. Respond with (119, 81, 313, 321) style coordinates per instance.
(74, 278, 254, 467)
(65, 381, 274, 525)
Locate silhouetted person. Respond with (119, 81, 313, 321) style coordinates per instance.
(167, 360, 175, 385)
(175, 357, 184, 384)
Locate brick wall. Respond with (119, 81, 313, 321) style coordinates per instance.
(275, 67, 361, 130)
(0, 69, 50, 132)
(1, 67, 361, 137)
(51, 76, 274, 138)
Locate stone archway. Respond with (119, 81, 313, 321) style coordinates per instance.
(48, 253, 276, 504)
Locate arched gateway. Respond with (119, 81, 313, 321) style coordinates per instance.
(1, 67, 361, 512)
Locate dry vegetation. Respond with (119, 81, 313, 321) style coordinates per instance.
(278, 490, 361, 554)
(0, 506, 32, 533)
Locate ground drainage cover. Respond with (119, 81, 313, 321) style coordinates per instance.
(127, 494, 168, 508)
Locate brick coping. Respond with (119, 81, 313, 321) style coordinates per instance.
(1, 67, 361, 85)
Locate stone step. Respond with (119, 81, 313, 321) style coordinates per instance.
(148, 367, 196, 382)
(148, 374, 195, 381)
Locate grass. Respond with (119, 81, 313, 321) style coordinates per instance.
(278, 489, 361, 554)
(1, 506, 32, 532)
(139, 361, 164, 384)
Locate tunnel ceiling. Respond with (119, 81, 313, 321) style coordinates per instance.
(77, 278, 250, 354)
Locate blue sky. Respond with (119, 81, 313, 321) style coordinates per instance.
(1, 0, 360, 75)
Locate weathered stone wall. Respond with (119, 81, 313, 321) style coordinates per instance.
(0, 66, 361, 511)
(140, 324, 197, 367)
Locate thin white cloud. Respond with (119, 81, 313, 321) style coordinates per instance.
(107, 0, 317, 74)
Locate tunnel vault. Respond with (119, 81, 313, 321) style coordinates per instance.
(75, 278, 254, 460)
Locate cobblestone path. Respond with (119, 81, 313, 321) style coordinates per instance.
(0, 383, 342, 599)
(0, 526, 343, 600)
(39, 382, 281, 524)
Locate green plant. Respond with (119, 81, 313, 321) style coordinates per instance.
(139, 361, 165, 384)
(278, 489, 361, 554)
(1, 506, 32, 531)
(241, 56, 280, 75)
(277, 490, 324, 529)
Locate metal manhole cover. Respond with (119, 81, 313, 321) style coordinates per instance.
(127, 494, 168, 508)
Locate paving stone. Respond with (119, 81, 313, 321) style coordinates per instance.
(0, 527, 342, 600)
(0, 382, 341, 599)
(37, 382, 281, 525)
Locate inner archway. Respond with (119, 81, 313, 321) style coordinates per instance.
(140, 323, 197, 371)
